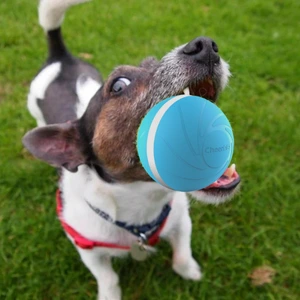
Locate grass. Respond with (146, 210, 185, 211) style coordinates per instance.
(0, 0, 299, 299)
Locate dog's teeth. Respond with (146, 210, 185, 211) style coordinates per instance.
(183, 87, 190, 95)
(223, 164, 236, 178)
(207, 79, 213, 85)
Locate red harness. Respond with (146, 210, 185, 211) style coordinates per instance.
(56, 190, 169, 250)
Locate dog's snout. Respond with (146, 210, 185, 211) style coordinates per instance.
(183, 37, 220, 64)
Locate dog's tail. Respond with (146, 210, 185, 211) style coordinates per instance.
(39, 0, 90, 60)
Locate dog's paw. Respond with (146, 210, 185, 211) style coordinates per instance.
(173, 256, 202, 281)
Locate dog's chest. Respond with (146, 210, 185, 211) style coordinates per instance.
(60, 165, 173, 244)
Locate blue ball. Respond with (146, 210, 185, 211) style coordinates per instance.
(137, 95, 234, 192)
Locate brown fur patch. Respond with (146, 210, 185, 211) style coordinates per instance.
(92, 66, 153, 182)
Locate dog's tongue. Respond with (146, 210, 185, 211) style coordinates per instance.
(204, 164, 240, 190)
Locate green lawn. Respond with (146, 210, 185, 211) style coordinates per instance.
(0, 0, 299, 299)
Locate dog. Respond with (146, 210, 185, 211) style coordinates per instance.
(23, 0, 241, 299)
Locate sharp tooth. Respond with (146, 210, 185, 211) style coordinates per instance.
(223, 164, 236, 178)
(183, 87, 190, 95)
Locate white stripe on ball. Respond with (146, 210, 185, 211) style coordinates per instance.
(147, 95, 187, 188)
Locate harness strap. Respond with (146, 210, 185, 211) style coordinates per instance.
(86, 198, 171, 239)
(56, 190, 169, 250)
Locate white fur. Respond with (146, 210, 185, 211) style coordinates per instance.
(27, 62, 61, 126)
(61, 166, 203, 299)
(76, 75, 101, 118)
(39, 0, 91, 31)
(189, 188, 239, 205)
(219, 58, 231, 90)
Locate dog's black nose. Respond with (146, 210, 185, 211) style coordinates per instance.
(183, 37, 220, 63)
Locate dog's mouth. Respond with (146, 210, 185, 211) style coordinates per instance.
(180, 77, 216, 101)
(202, 163, 240, 194)
(177, 79, 240, 195)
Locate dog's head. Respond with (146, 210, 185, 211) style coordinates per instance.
(23, 36, 240, 204)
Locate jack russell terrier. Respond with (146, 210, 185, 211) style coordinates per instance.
(23, 0, 241, 299)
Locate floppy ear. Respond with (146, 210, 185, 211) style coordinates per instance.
(22, 122, 88, 172)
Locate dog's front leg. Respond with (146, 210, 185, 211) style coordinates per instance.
(77, 248, 121, 300)
(162, 192, 202, 281)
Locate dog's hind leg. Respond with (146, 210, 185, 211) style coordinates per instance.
(76, 248, 121, 300)
(161, 192, 202, 281)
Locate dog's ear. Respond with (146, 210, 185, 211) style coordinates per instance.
(22, 121, 88, 172)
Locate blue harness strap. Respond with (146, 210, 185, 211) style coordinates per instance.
(85, 200, 172, 239)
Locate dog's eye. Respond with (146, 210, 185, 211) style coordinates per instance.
(111, 77, 131, 93)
